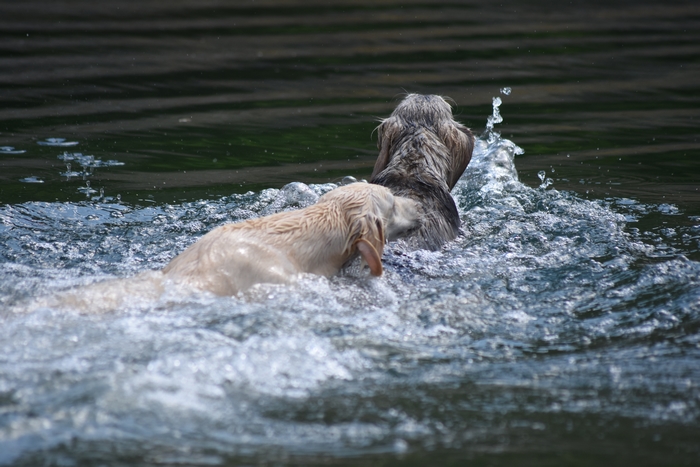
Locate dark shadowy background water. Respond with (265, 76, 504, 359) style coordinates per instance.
(1, 1, 699, 466)
(1, 0, 698, 210)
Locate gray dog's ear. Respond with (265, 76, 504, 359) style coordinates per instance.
(439, 122, 475, 190)
(371, 117, 402, 180)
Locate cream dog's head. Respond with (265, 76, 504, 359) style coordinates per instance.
(318, 183, 421, 276)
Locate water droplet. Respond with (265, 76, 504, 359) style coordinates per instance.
(500, 86, 512, 95)
(393, 438, 409, 453)
(61, 163, 81, 178)
(78, 180, 97, 195)
(57, 151, 76, 161)
(538, 170, 554, 189)
(19, 176, 44, 183)
(37, 138, 79, 147)
(0, 146, 26, 154)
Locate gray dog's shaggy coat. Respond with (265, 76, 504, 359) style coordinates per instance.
(370, 94, 475, 250)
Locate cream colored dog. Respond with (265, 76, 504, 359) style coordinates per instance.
(162, 182, 421, 296)
(13, 183, 420, 314)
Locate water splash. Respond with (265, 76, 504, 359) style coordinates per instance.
(1, 111, 699, 466)
(468, 93, 524, 204)
(55, 152, 125, 183)
(484, 96, 503, 139)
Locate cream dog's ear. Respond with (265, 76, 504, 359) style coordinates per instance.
(353, 217, 385, 276)
(355, 238, 382, 276)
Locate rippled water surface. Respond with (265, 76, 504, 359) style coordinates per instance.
(1, 1, 699, 465)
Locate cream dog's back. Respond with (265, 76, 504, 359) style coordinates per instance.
(162, 202, 349, 295)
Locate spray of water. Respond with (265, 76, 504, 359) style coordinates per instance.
(0, 93, 698, 465)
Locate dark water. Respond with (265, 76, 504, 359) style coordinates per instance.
(1, 1, 700, 465)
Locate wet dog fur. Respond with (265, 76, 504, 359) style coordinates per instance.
(370, 94, 475, 250)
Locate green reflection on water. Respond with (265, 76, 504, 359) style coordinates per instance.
(123, 121, 378, 171)
(0, 121, 380, 205)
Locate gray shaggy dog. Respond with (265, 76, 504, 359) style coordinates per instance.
(370, 94, 475, 250)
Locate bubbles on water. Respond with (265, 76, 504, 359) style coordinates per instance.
(0, 146, 26, 154)
(37, 138, 79, 147)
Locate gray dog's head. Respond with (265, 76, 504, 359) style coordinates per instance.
(371, 94, 474, 190)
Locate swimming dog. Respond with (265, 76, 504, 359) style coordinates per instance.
(16, 183, 421, 313)
(162, 182, 421, 295)
(371, 94, 474, 250)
